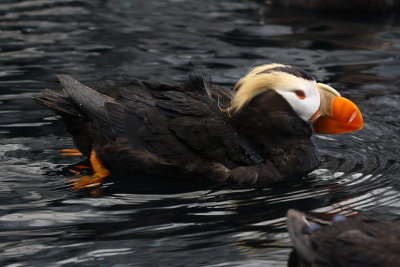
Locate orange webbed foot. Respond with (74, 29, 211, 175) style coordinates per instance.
(69, 150, 111, 190)
(70, 174, 107, 189)
(67, 164, 91, 176)
(61, 149, 83, 157)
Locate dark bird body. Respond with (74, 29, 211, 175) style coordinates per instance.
(34, 64, 363, 187)
(287, 209, 400, 267)
(34, 74, 319, 185)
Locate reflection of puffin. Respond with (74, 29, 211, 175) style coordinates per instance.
(287, 209, 400, 267)
(35, 64, 363, 189)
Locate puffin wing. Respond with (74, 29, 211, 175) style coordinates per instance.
(36, 75, 262, 181)
(98, 75, 265, 181)
(86, 79, 236, 180)
(105, 77, 244, 164)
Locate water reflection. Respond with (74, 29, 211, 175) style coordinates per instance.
(0, 0, 400, 266)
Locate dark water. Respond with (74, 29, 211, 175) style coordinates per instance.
(1, 0, 400, 266)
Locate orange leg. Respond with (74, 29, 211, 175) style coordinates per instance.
(61, 149, 89, 175)
(61, 149, 83, 157)
(70, 149, 111, 190)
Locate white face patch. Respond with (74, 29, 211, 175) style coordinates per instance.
(275, 78, 320, 122)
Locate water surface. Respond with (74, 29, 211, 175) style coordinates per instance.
(1, 0, 400, 266)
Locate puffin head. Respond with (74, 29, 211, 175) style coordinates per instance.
(228, 64, 363, 134)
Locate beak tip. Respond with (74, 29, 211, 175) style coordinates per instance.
(313, 97, 364, 134)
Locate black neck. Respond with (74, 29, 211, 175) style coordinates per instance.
(231, 90, 313, 144)
(229, 90, 317, 175)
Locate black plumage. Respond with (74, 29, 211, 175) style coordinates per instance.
(34, 74, 319, 185)
(287, 209, 400, 267)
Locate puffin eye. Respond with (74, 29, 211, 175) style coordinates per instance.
(294, 90, 306, 99)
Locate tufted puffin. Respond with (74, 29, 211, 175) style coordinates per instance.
(34, 64, 363, 189)
(286, 209, 400, 267)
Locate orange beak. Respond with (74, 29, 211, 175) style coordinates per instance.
(313, 96, 363, 134)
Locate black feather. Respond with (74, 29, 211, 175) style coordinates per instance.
(35, 74, 319, 185)
(287, 209, 400, 267)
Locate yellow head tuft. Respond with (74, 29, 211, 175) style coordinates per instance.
(227, 63, 310, 114)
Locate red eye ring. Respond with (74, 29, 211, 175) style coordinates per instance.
(294, 90, 306, 99)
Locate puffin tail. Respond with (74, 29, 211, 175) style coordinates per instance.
(35, 74, 110, 120)
(34, 88, 82, 117)
(34, 77, 94, 156)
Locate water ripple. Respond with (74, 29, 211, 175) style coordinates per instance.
(1, 0, 400, 266)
